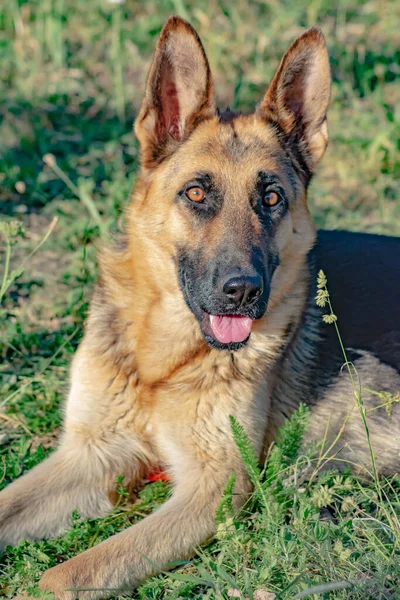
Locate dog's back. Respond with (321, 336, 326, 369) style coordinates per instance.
(266, 229, 400, 471)
(315, 229, 400, 370)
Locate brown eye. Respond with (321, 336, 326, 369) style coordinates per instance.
(263, 191, 279, 207)
(185, 186, 205, 203)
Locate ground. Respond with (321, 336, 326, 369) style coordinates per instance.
(0, 1, 399, 598)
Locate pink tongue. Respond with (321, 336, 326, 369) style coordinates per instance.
(210, 315, 253, 344)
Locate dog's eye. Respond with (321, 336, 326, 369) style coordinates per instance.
(185, 187, 205, 203)
(263, 191, 280, 207)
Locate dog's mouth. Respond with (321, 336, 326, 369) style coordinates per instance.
(202, 313, 253, 346)
(179, 264, 257, 351)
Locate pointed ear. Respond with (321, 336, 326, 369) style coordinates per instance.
(134, 16, 217, 169)
(257, 27, 331, 172)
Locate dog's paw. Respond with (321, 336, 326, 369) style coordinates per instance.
(39, 545, 111, 600)
(39, 563, 81, 600)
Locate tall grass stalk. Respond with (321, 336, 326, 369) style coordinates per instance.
(43, 154, 106, 236)
(0, 217, 58, 305)
(111, 4, 126, 122)
(316, 270, 395, 527)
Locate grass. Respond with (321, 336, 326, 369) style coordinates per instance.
(0, 0, 399, 598)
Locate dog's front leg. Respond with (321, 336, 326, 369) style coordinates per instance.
(39, 460, 251, 600)
(0, 346, 153, 551)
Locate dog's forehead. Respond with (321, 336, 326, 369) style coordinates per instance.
(165, 115, 289, 190)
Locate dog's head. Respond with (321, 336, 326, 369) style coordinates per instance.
(132, 17, 331, 351)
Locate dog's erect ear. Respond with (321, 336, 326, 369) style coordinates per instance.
(135, 16, 216, 169)
(257, 27, 331, 171)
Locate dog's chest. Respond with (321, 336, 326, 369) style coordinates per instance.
(145, 350, 274, 464)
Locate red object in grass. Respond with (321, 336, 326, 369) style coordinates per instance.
(147, 469, 170, 482)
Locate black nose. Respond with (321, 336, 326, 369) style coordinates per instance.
(222, 273, 263, 307)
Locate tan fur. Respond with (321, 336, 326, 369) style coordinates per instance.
(1, 17, 397, 600)
(257, 26, 331, 168)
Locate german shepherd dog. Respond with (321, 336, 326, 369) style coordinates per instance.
(1, 16, 399, 599)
